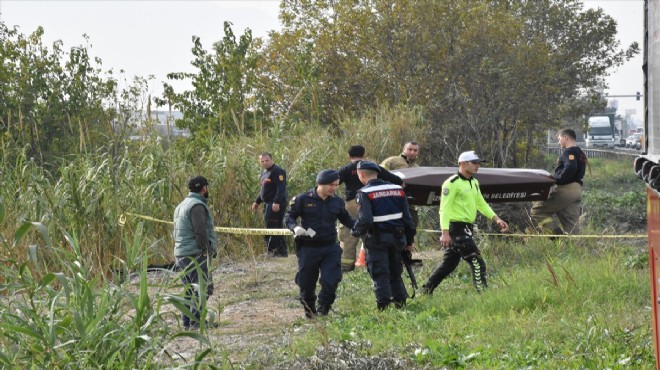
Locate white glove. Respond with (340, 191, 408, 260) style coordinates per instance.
(293, 226, 308, 236)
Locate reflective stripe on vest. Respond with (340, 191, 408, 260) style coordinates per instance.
(373, 212, 403, 222)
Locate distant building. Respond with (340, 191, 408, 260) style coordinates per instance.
(129, 110, 190, 140)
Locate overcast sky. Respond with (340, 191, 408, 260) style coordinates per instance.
(0, 0, 646, 121)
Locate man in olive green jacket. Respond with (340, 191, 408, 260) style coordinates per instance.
(174, 175, 218, 330)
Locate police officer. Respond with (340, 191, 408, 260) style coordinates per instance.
(351, 161, 416, 310)
(381, 141, 421, 227)
(173, 175, 218, 330)
(531, 129, 587, 235)
(337, 145, 403, 272)
(252, 152, 288, 257)
(284, 169, 355, 318)
(421, 151, 509, 295)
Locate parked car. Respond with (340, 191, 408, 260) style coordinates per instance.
(627, 133, 642, 149)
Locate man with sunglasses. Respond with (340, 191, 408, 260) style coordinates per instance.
(421, 151, 509, 295)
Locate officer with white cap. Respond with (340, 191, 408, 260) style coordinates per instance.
(421, 151, 509, 295)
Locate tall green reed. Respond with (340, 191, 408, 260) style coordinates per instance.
(0, 217, 221, 368)
(0, 105, 430, 272)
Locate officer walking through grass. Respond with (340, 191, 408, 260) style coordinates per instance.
(337, 145, 403, 272)
(284, 169, 355, 318)
(421, 152, 509, 295)
(530, 129, 587, 235)
(351, 161, 416, 310)
(173, 175, 218, 330)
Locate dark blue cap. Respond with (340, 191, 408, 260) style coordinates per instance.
(316, 169, 340, 185)
(357, 161, 381, 173)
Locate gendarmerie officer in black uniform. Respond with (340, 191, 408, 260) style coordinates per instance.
(351, 161, 416, 310)
(337, 145, 403, 272)
(284, 169, 355, 318)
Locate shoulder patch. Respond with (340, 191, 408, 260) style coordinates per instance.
(568, 154, 575, 160)
(279, 175, 284, 181)
(442, 188, 449, 196)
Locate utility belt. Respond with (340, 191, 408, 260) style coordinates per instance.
(295, 238, 336, 248)
(448, 222, 474, 245)
(370, 226, 405, 238)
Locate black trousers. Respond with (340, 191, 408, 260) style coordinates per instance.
(176, 253, 213, 326)
(295, 242, 342, 314)
(264, 202, 287, 256)
(364, 230, 407, 308)
(424, 223, 487, 293)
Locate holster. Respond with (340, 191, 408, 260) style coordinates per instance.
(371, 226, 404, 239)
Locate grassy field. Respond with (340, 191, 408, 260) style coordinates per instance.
(0, 131, 653, 368)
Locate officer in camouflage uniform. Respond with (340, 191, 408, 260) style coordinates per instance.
(531, 129, 587, 235)
(380, 141, 421, 171)
(380, 141, 421, 227)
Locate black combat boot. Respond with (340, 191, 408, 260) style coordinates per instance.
(420, 284, 434, 296)
(377, 301, 390, 311)
(317, 304, 331, 316)
(302, 301, 317, 319)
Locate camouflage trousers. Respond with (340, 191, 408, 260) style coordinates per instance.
(338, 199, 360, 269)
(531, 182, 582, 234)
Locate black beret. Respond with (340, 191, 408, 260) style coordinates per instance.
(188, 175, 209, 192)
(316, 169, 340, 185)
(357, 161, 381, 173)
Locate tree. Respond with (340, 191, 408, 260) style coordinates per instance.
(156, 21, 268, 138)
(264, 0, 638, 165)
(0, 21, 153, 167)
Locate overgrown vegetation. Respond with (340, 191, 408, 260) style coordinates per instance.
(1, 1, 639, 168)
(1, 149, 651, 367)
(0, 0, 651, 367)
(0, 104, 429, 271)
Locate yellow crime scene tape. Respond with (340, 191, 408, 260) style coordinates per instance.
(120, 212, 646, 239)
(120, 212, 293, 236)
(418, 229, 647, 239)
